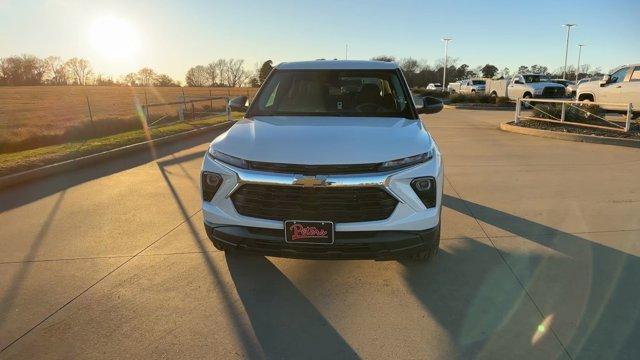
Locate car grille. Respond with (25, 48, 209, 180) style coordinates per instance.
(246, 160, 381, 175)
(231, 184, 398, 223)
(542, 87, 565, 98)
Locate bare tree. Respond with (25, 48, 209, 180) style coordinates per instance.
(121, 72, 138, 86)
(222, 58, 249, 87)
(0, 55, 46, 85)
(185, 65, 209, 87)
(205, 61, 221, 86)
(434, 57, 459, 69)
(94, 74, 116, 86)
(65, 57, 92, 85)
(43, 56, 68, 85)
(137, 67, 157, 86)
(400, 58, 420, 74)
(371, 55, 396, 62)
(155, 74, 178, 87)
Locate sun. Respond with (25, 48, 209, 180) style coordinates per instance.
(89, 16, 139, 60)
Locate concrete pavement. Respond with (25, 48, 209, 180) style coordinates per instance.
(1, 109, 639, 359)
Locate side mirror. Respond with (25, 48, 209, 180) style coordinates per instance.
(417, 96, 443, 115)
(599, 75, 610, 87)
(229, 96, 248, 112)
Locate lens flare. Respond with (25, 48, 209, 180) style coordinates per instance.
(531, 314, 554, 345)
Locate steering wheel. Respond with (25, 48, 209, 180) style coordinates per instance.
(355, 103, 385, 113)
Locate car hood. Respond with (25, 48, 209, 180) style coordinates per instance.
(529, 82, 565, 90)
(210, 116, 433, 165)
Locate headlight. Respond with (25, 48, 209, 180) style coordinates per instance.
(533, 88, 543, 95)
(379, 150, 433, 171)
(209, 149, 248, 169)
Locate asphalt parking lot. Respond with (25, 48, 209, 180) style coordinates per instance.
(1, 109, 639, 359)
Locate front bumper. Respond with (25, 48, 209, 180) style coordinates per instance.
(205, 222, 439, 260)
(201, 145, 444, 232)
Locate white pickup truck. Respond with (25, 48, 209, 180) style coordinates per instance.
(447, 79, 486, 94)
(486, 74, 566, 100)
(576, 64, 639, 112)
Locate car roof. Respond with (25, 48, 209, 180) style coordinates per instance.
(276, 60, 398, 70)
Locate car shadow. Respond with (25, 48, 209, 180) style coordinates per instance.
(401, 237, 566, 358)
(0, 124, 231, 213)
(432, 194, 640, 359)
(226, 254, 359, 359)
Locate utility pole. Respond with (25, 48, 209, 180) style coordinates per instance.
(562, 24, 576, 80)
(576, 44, 585, 81)
(345, 44, 348, 60)
(442, 38, 452, 90)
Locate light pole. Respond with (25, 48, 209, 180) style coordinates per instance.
(562, 24, 576, 79)
(442, 38, 452, 90)
(576, 44, 585, 81)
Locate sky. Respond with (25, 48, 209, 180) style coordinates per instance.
(1, 0, 639, 82)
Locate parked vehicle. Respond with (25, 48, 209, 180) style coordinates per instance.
(426, 83, 444, 91)
(550, 79, 575, 97)
(447, 78, 486, 94)
(566, 78, 590, 97)
(577, 64, 640, 112)
(201, 60, 444, 261)
(486, 74, 566, 100)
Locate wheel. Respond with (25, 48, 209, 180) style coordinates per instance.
(522, 93, 533, 109)
(490, 91, 498, 98)
(578, 94, 594, 103)
(407, 224, 440, 262)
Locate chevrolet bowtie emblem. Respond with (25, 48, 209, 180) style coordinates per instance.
(293, 175, 330, 187)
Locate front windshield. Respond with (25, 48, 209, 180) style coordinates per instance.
(523, 75, 550, 83)
(471, 80, 486, 85)
(247, 69, 413, 118)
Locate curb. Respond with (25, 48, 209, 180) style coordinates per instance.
(499, 122, 640, 148)
(444, 104, 514, 111)
(0, 121, 234, 190)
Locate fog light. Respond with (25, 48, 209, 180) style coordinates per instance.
(411, 177, 437, 208)
(413, 178, 432, 192)
(202, 172, 223, 201)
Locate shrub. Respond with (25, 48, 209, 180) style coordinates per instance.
(412, 88, 449, 98)
(495, 96, 511, 105)
(449, 93, 495, 104)
(532, 103, 607, 124)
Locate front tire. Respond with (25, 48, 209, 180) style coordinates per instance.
(522, 93, 533, 109)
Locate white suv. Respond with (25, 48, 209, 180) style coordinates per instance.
(577, 64, 640, 112)
(201, 60, 443, 261)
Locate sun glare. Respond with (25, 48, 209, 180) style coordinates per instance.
(89, 16, 139, 60)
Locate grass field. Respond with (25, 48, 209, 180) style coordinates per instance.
(0, 112, 241, 176)
(0, 85, 257, 153)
